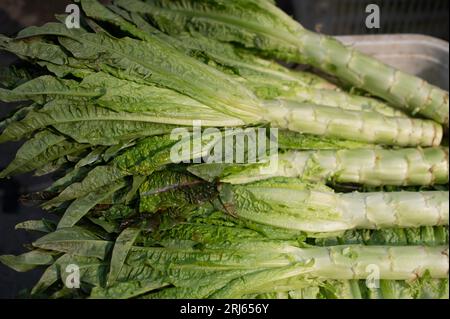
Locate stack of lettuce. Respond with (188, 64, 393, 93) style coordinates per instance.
(0, 0, 448, 299)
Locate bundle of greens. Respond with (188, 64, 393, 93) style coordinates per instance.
(0, 0, 448, 299)
(120, 0, 449, 126)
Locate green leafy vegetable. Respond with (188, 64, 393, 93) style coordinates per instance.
(0, 0, 448, 300)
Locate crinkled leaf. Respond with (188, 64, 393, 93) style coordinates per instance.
(15, 219, 57, 233)
(43, 165, 127, 209)
(0, 99, 187, 144)
(0, 75, 102, 103)
(0, 66, 35, 89)
(108, 227, 141, 285)
(46, 166, 92, 193)
(115, 0, 302, 62)
(75, 147, 107, 168)
(139, 170, 217, 213)
(0, 131, 89, 178)
(16, 21, 261, 121)
(91, 280, 169, 299)
(0, 34, 69, 65)
(0, 250, 56, 272)
(57, 180, 126, 229)
(33, 227, 113, 259)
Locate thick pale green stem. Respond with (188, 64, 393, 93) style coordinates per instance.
(296, 30, 449, 125)
(291, 87, 407, 117)
(132, 244, 449, 281)
(98, 0, 420, 121)
(243, 76, 406, 117)
(129, 0, 449, 125)
(229, 183, 449, 232)
(262, 100, 442, 147)
(195, 147, 449, 186)
(138, 244, 448, 298)
(297, 245, 449, 280)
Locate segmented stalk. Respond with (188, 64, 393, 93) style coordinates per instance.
(263, 100, 442, 147)
(132, 0, 449, 125)
(77, 0, 443, 146)
(136, 243, 449, 281)
(229, 184, 449, 232)
(296, 30, 449, 125)
(81, 0, 418, 121)
(291, 87, 407, 117)
(197, 147, 449, 186)
(126, 244, 449, 299)
(244, 77, 407, 117)
(297, 245, 449, 280)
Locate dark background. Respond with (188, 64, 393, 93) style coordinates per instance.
(0, 0, 449, 299)
(278, 0, 449, 40)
